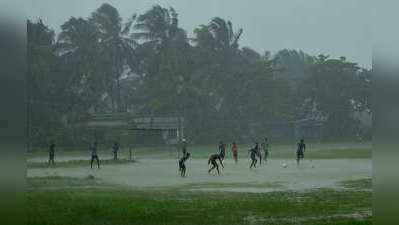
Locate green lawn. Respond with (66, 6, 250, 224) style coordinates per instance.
(27, 159, 136, 168)
(130, 142, 372, 159)
(338, 178, 373, 189)
(26, 142, 372, 162)
(27, 176, 372, 225)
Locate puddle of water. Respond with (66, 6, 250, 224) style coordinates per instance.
(27, 157, 371, 192)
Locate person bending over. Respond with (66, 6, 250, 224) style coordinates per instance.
(208, 154, 224, 175)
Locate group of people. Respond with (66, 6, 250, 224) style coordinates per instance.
(177, 138, 307, 177)
(46, 137, 306, 174)
(248, 138, 271, 169)
(47, 141, 121, 169)
(89, 141, 121, 169)
(177, 137, 274, 177)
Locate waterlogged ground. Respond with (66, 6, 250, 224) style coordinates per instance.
(26, 143, 373, 225)
(27, 142, 372, 192)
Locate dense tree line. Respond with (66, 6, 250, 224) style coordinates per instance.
(27, 3, 371, 146)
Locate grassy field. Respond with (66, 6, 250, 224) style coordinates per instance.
(27, 159, 135, 168)
(26, 141, 372, 161)
(26, 142, 372, 225)
(27, 176, 372, 225)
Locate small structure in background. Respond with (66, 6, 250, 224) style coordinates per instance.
(75, 113, 184, 146)
(128, 116, 184, 145)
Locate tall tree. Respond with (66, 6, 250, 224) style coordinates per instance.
(132, 5, 192, 115)
(304, 55, 369, 138)
(57, 17, 105, 114)
(90, 3, 137, 112)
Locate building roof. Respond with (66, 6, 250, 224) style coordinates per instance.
(129, 117, 184, 130)
(75, 113, 183, 130)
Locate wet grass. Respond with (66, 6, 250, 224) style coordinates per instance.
(136, 142, 372, 159)
(26, 142, 372, 161)
(27, 175, 105, 189)
(27, 177, 372, 225)
(27, 159, 136, 168)
(338, 178, 372, 189)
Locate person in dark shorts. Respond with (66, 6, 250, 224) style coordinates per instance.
(248, 148, 258, 168)
(112, 142, 119, 160)
(296, 139, 306, 165)
(208, 153, 224, 175)
(231, 142, 238, 163)
(254, 142, 262, 165)
(48, 141, 55, 165)
(261, 137, 270, 163)
(218, 141, 226, 161)
(178, 152, 191, 177)
(181, 138, 188, 158)
(90, 142, 100, 169)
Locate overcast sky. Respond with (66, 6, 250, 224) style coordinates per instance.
(26, 0, 371, 68)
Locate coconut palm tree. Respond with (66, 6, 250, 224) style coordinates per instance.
(90, 3, 137, 112)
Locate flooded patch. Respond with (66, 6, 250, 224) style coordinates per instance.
(27, 156, 371, 193)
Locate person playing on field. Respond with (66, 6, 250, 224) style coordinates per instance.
(231, 142, 238, 163)
(254, 142, 262, 165)
(48, 141, 55, 165)
(261, 137, 270, 163)
(208, 153, 224, 175)
(248, 148, 258, 168)
(90, 142, 100, 169)
(218, 141, 226, 161)
(178, 152, 191, 177)
(180, 138, 188, 158)
(296, 139, 306, 165)
(112, 142, 119, 160)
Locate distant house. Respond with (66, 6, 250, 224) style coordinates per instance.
(74, 113, 184, 146)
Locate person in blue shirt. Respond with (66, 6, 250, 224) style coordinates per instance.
(112, 142, 119, 160)
(249, 148, 258, 168)
(296, 139, 306, 165)
(90, 142, 100, 169)
(218, 141, 226, 161)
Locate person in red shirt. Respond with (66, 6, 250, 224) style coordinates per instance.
(231, 142, 238, 163)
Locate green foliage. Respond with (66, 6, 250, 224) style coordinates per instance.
(27, 3, 372, 147)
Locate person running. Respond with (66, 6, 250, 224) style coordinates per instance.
(218, 141, 226, 161)
(178, 152, 191, 177)
(181, 138, 188, 158)
(112, 142, 119, 160)
(261, 137, 270, 163)
(48, 141, 55, 165)
(248, 148, 258, 168)
(254, 142, 262, 165)
(296, 139, 306, 165)
(208, 153, 224, 175)
(90, 142, 100, 169)
(231, 142, 238, 163)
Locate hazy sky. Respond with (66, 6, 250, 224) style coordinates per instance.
(26, 0, 371, 68)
